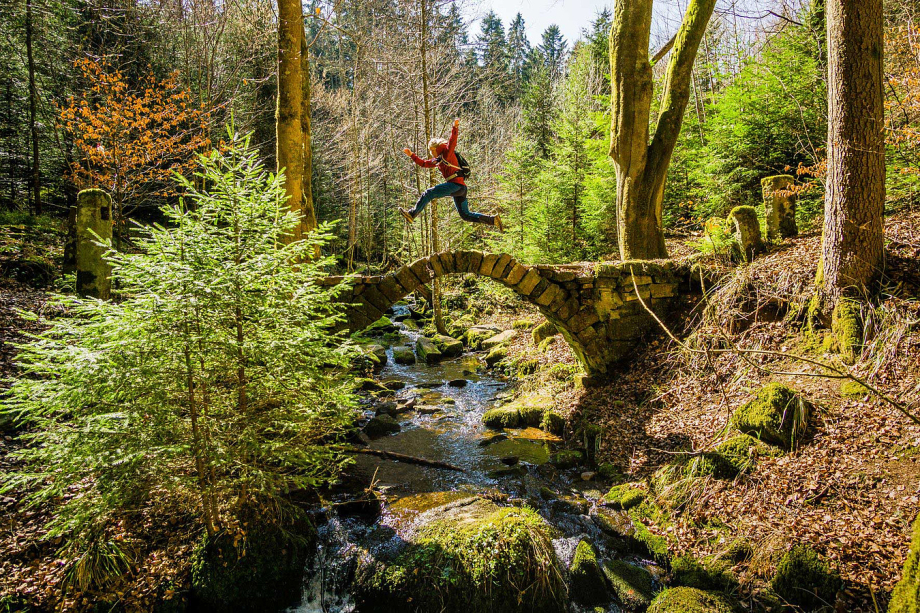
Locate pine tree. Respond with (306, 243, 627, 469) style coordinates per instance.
(538, 25, 567, 80)
(507, 13, 531, 98)
(477, 11, 509, 86)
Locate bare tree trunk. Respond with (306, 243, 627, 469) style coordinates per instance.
(419, 0, 446, 334)
(277, 0, 303, 242)
(608, 0, 715, 260)
(301, 29, 319, 258)
(819, 0, 885, 298)
(26, 0, 41, 216)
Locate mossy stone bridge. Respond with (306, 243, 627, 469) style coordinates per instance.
(319, 252, 692, 377)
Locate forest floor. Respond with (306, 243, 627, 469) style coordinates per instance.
(487, 207, 920, 611)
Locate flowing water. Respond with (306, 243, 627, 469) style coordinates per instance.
(291, 313, 658, 613)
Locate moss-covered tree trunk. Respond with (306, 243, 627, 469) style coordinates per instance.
(608, 0, 715, 260)
(276, 0, 303, 242)
(819, 0, 885, 299)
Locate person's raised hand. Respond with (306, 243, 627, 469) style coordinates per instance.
(402, 148, 412, 156)
(453, 118, 460, 128)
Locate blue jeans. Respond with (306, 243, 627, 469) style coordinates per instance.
(410, 182, 494, 225)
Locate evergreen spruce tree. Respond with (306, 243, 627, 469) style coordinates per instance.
(507, 13, 532, 98)
(1, 131, 357, 544)
(538, 25, 567, 80)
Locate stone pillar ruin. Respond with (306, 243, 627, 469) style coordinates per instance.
(728, 206, 764, 262)
(75, 188, 113, 299)
(761, 174, 798, 240)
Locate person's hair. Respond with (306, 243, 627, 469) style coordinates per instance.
(428, 137, 448, 154)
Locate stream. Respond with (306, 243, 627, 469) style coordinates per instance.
(290, 312, 661, 613)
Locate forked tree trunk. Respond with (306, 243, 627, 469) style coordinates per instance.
(819, 0, 885, 299)
(277, 0, 303, 242)
(609, 0, 715, 260)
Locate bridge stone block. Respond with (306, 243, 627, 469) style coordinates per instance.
(468, 250, 484, 272)
(394, 267, 422, 294)
(479, 253, 500, 276)
(568, 308, 600, 334)
(505, 264, 527, 286)
(361, 284, 390, 314)
(409, 259, 433, 285)
(377, 276, 405, 303)
(453, 251, 471, 273)
(516, 269, 542, 295)
(535, 283, 563, 307)
(490, 254, 513, 279)
(433, 252, 453, 274)
(557, 297, 580, 321)
(354, 296, 384, 323)
(549, 289, 568, 312)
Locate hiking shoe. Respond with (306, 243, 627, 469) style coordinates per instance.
(399, 207, 415, 223)
(494, 214, 504, 233)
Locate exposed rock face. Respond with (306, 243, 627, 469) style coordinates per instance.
(761, 174, 798, 239)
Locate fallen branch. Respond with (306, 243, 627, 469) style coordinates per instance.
(629, 266, 920, 426)
(331, 444, 466, 472)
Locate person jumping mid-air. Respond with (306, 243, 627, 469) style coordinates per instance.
(400, 118, 503, 232)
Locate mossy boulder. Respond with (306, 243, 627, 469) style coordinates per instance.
(392, 346, 416, 365)
(541, 410, 565, 435)
(771, 544, 842, 610)
(730, 383, 810, 449)
(464, 325, 502, 349)
(190, 526, 311, 613)
(532, 321, 559, 344)
(601, 559, 655, 609)
(627, 502, 671, 563)
(713, 434, 782, 477)
(415, 337, 443, 364)
(482, 406, 522, 429)
(365, 316, 396, 335)
(365, 344, 388, 370)
(354, 497, 565, 613)
(603, 483, 646, 510)
(569, 540, 608, 606)
(537, 337, 557, 352)
(485, 344, 508, 367)
(431, 334, 463, 358)
(671, 555, 735, 591)
(597, 463, 625, 482)
(364, 415, 401, 438)
(549, 450, 584, 470)
(890, 514, 920, 613)
(647, 587, 735, 613)
(513, 318, 535, 330)
(447, 315, 475, 339)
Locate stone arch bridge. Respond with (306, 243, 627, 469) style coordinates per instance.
(318, 251, 692, 377)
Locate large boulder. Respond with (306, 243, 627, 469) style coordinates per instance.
(482, 329, 518, 350)
(392, 346, 416, 365)
(771, 544, 841, 610)
(484, 344, 508, 367)
(364, 316, 396, 335)
(532, 321, 559, 344)
(364, 415, 401, 438)
(354, 497, 565, 613)
(647, 587, 734, 613)
(601, 559, 655, 609)
(463, 325, 502, 349)
(730, 383, 810, 450)
(415, 337, 443, 364)
(727, 206, 764, 262)
(191, 525, 311, 613)
(481, 394, 555, 430)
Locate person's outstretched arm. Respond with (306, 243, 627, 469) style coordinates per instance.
(447, 118, 459, 155)
(403, 148, 437, 168)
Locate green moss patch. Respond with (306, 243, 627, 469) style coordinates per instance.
(601, 559, 655, 609)
(730, 383, 810, 449)
(832, 299, 863, 362)
(356, 499, 565, 613)
(513, 318, 535, 330)
(713, 434, 783, 477)
(890, 514, 920, 613)
(569, 540, 608, 606)
(482, 406, 522, 429)
(549, 450, 584, 470)
(771, 544, 842, 610)
(485, 344, 508, 367)
(647, 587, 734, 613)
(532, 321, 559, 344)
(839, 379, 871, 399)
(671, 555, 735, 591)
(602, 483, 646, 510)
(626, 500, 672, 563)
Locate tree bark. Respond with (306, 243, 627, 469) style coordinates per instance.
(26, 0, 41, 216)
(819, 0, 885, 298)
(609, 0, 715, 260)
(276, 0, 303, 242)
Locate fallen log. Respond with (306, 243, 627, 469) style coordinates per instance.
(331, 445, 466, 472)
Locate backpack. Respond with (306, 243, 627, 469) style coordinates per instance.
(446, 150, 471, 179)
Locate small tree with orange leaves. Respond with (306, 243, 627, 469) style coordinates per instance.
(59, 59, 210, 238)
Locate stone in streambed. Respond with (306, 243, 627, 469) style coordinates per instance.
(647, 587, 735, 613)
(415, 337, 443, 364)
(431, 334, 463, 357)
(602, 559, 655, 610)
(392, 346, 416, 365)
(485, 345, 508, 367)
(569, 540, 608, 606)
(463, 325, 502, 349)
(363, 415, 401, 438)
(448, 378, 467, 388)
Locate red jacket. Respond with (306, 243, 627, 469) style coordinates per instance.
(409, 124, 465, 186)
